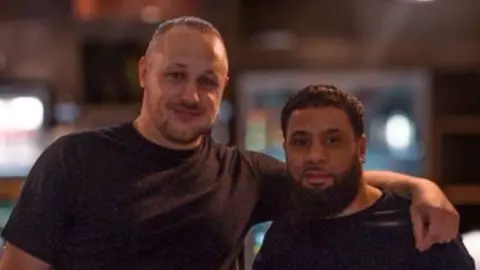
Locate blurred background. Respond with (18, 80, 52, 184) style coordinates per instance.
(0, 0, 479, 268)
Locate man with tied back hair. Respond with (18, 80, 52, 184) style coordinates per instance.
(253, 85, 474, 270)
(0, 17, 460, 270)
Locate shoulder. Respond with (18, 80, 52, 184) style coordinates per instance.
(240, 150, 285, 176)
(373, 191, 411, 213)
(51, 123, 135, 155)
(208, 141, 285, 177)
(416, 238, 476, 269)
(51, 124, 120, 146)
(361, 191, 413, 232)
(33, 125, 125, 173)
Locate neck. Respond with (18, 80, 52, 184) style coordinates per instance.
(134, 114, 202, 150)
(333, 181, 382, 218)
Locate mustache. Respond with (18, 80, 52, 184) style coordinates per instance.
(301, 166, 332, 176)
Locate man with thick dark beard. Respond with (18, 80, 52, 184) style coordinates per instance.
(253, 85, 475, 270)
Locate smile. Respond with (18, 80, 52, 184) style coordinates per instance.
(172, 108, 203, 122)
(302, 171, 333, 187)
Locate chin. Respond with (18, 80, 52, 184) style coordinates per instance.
(165, 131, 201, 145)
(170, 126, 209, 143)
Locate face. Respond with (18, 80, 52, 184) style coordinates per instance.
(138, 26, 229, 146)
(284, 107, 366, 218)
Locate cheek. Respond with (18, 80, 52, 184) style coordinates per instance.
(327, 148, 356, 174)
(203, 93, 221, 113)
(148, 90, 164, 110)
(285, 151, 303, 181)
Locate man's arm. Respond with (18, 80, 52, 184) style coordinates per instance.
(0, 244, 50, 270)
(364, 170, 417, 198)
(0, 135, 81, 270)
(364, 170, 459, 251)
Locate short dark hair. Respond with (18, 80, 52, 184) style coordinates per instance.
(280, 84, 364, 138)
(153, 16, 223, 40)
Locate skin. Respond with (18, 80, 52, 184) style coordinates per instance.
(284, 106, 382, 217)
(135, 25, 229, 150)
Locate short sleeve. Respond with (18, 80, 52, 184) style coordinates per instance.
(245, 151, 291, 224)
(1, 135, 81, 264)
(415, 238, 475, 270)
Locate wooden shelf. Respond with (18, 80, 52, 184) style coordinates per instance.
(437, 116, 480, 135)
(443, 184, 480, 205)
(0, 177, 24, 200)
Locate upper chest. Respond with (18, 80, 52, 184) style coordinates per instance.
(276, 221, 417, 270)
(70, 149, 261, 248)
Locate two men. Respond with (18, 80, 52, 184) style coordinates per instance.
(253, 85, 474, 269)
(0, 17, 460, 269)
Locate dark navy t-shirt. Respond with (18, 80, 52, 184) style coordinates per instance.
(253, 192, 475, 270)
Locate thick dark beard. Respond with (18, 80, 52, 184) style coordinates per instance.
(288, 157, 363, 220)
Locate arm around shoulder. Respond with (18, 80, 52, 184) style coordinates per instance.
(245, 151, 290, 223)
(0, 135, 83, 268)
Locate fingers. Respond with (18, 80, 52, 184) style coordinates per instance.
(411, 207, 430, 251)
(425, 214, 442, 244)
(438, 212, 459, 243)
(422, 209, 459, 248)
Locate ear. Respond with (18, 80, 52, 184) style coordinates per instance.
(358, 134, 367, 164)
(138, 56, 147, 89)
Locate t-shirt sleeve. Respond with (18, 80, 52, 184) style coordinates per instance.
(245, 151, 291, 224)
(1, 135, 81, 264)
(414, 237, 475, 270)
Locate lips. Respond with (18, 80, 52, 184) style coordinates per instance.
(172, 108, 203, 123)
(302, 170, 333, 187)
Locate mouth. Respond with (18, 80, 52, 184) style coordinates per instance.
(302, 170, 333, 188)
(172, 108, 203, 123)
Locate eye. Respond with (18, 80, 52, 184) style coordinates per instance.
(165, 71, 186, 82)
(324, 136, 341, 146)
(198, 76, 219, 89)
(291, 138, 309, 147)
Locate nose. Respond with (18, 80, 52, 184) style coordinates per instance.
(306, 143, 327, 164)
(180, 81, 200, 104)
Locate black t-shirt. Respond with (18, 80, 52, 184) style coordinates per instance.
(1, 122, 289, 270)
(253, 192, 475, 270)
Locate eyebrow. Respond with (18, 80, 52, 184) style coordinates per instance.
(290, 130, 309, 137)
(290, 128, 342, 137)
(324, 128, 341, 135)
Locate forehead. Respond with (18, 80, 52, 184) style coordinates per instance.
(287, 107, 352, 135)
(152, 26, 228, 73)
